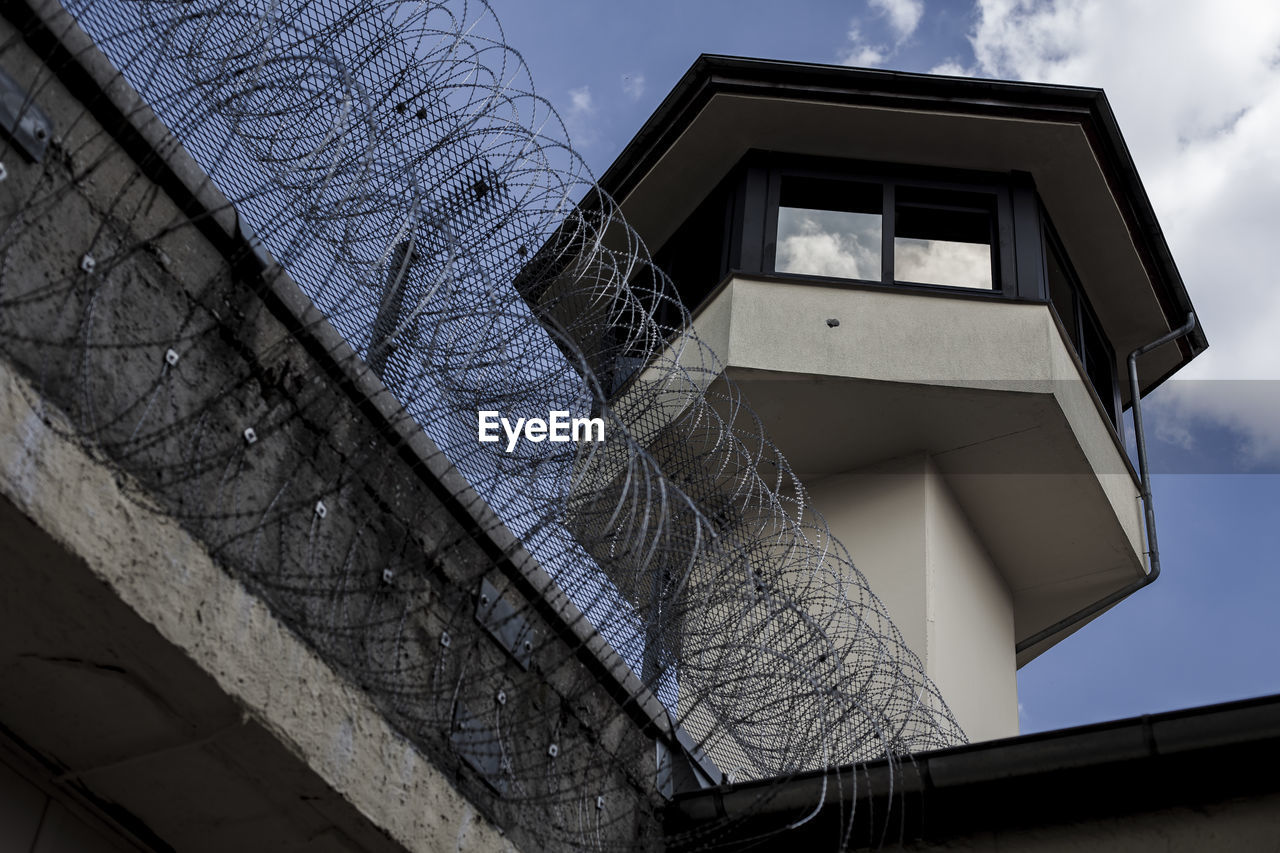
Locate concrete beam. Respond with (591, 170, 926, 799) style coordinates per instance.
(0, 354, 518, 852)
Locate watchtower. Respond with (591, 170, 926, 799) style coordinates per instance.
(586, 57, 1205, 741)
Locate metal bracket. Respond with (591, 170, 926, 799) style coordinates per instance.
(451, 702, 507, 794)
(474, 577, 535, 670)
(0, 67, 53, 163)
(656, 728, 724, 800)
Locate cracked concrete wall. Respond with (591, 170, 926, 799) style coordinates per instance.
(0, 4, 665, 851)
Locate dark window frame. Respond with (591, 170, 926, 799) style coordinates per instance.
(642, 151, 1121, 431)
(756, 154, 1018, 297)
(1040, 214, 1123, 429)
(893, 185, 1001, 291)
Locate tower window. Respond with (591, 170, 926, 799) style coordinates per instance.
(894, 187, 995, 291)
(765, 168, 1001, 293)
(1044, 222, 1120, 428)
(775, 177, 882, 281)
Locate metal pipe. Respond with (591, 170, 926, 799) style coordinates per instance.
(1015, 312, 1197, 655)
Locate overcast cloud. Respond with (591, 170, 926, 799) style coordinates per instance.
(843, 0, 925, 67)
(564, 84, 598, 148)
(871, 0, 925, 41)
(946, 0, 1280, 466)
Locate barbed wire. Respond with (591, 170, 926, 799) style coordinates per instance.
(0, 0, 965, 848)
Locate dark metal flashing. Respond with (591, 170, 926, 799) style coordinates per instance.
(598, 55, 1207, 394)
(665, 691, 1280, 849)
(602, 57, 1108, 203)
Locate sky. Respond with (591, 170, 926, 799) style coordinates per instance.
(486, 0, 1280, 734)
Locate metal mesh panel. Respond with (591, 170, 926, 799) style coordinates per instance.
(0, 1, 966, 848)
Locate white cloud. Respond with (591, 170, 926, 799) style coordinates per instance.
(870, 0, 925, 40)
(958, 0, 1280, 463)
(568, 85, 593, 115)
(565, 84, 597, 147)
(776, 209, 881, 280)
(896, 239, 993, 289)
(1151, 381, 1280, 469)
(928, 60, 974, 77)
(621, 72, 645, 101)
(1154, 411, 1196, 452)
(840, 24, 889, 67)
(842, 0, 925, 68)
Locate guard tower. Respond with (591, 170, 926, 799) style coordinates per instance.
(529, 57, 1206, 744)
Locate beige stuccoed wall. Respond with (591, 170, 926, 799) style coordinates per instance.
(807, 455, 1017, 742)
(806, 457, 930, 661)
(923, 458, 1017, 740)
(666, 276, 1140, 740)
(1043, 318, 1146, 560)
(725, 278, 1049, 385)
(715, 277, 1143, 557)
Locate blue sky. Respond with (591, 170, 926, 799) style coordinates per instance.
(487, 0, 1280, 733)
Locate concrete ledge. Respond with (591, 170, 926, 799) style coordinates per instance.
(0, 354, 517, 852)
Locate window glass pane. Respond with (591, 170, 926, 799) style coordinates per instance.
(777, 208, 882, 280)
(774, 178, 882, 281)
(1082, 311, 1117, 426)
(893, 237, 992, 289)
(894, 189, 994, 290)
(1045, 236, 1079, 347)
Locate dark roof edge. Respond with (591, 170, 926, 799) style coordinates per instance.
(667, 691, 1280, 845)
(599, 54, 1207, 373)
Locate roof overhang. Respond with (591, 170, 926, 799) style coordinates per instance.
(598, 55, 1206, 400)
(666, 692, 1280, 848)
